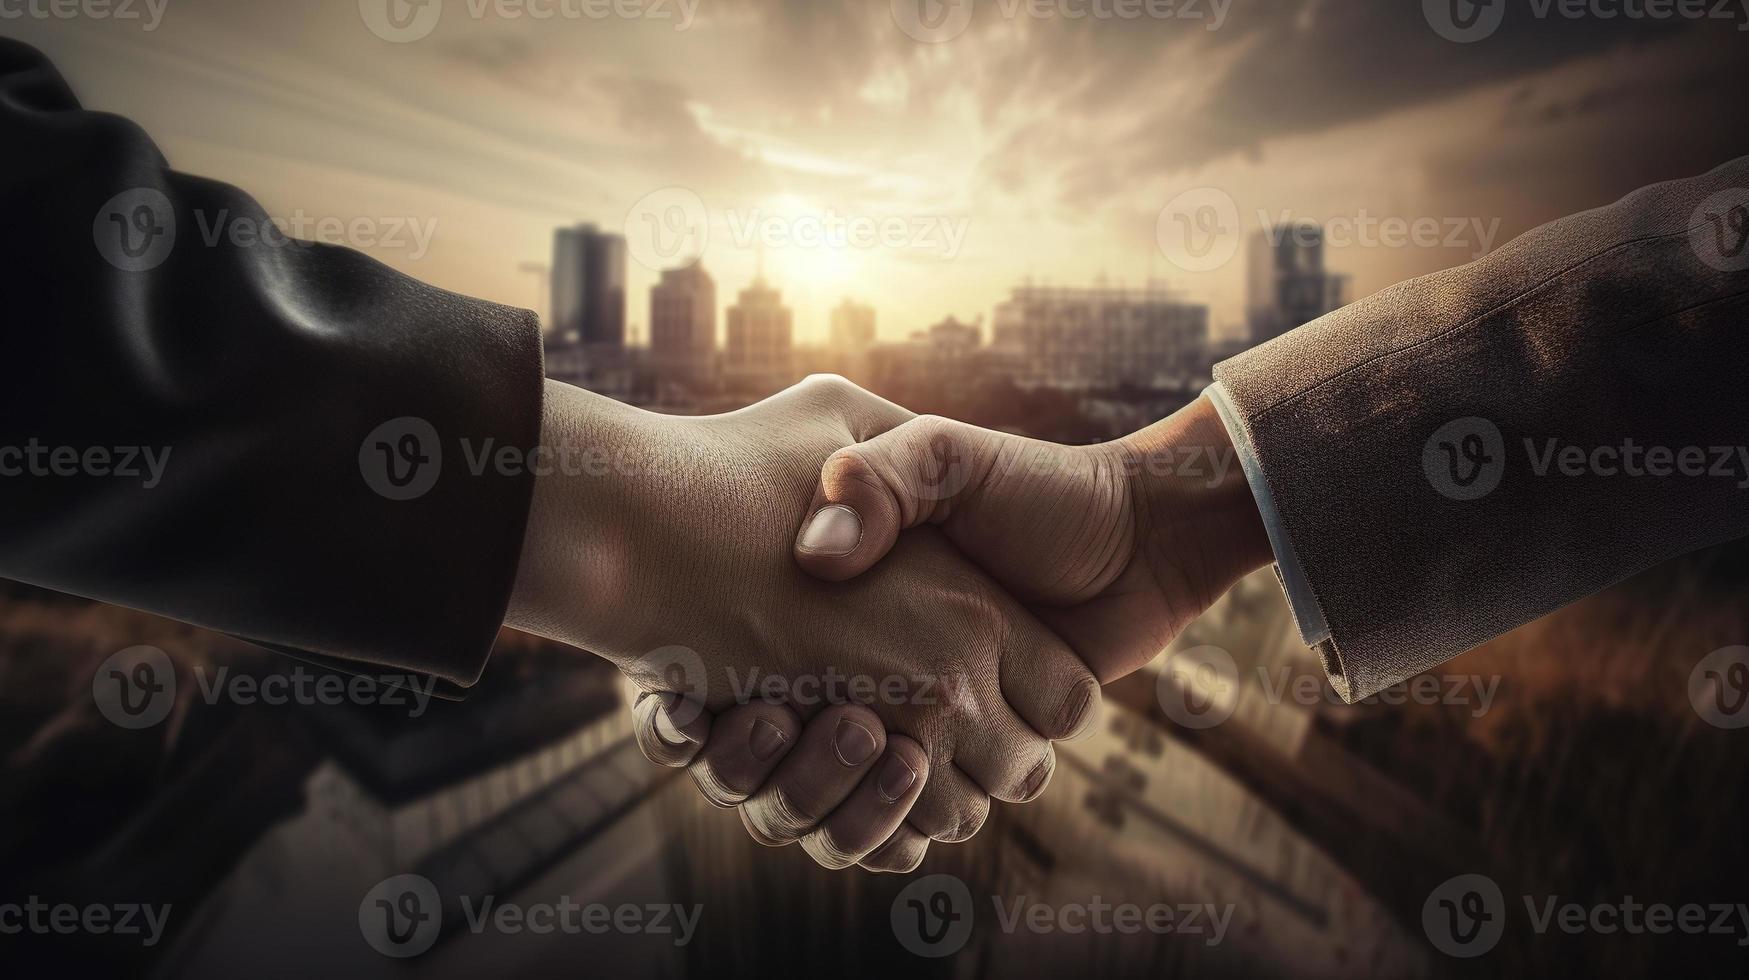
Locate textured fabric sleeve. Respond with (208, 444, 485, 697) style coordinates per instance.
(1213, 155, 1749, 701)
(0, 38, 545, 691)
(1204, 381, 1331, 649)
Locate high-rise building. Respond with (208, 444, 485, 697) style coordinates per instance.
(927, 315, 980, 354)
(991, 284, 1207, 390)
(650, 264, 716, 380)
(549, 224, 627, 350)
(725, 277, 793, 378)
(1245, 225, 1348, 345)
(828, 299, 876, 351)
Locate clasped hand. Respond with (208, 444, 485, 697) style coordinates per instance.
(505, 375, 1271, 873)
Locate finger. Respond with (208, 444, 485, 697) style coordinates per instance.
(859, 823, 931, 873)
(954, 715, 1058, 805)
(688, 701, 801, 807)
(1001, 615, 1102, 741)
(740, 702, 886, 845)
(800, 736, 928, 869)
(761, 374, 914, 443)
(905, 761, 990, 843)
(794, 416, 993, 582)
(632, 691, 710, 768)
(927, 586, 1079, 802)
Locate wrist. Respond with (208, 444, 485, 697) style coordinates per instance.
(505, 379, 672, 659)
(1118, 393, 1274, 610)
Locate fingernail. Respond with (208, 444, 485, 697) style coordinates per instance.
(833, 717, 877, 766)
(749, 718, 788, 761)
(1056, 677, 1098, 738)
(798, 504, 862, 557)
(654, 695, 698, 746)
(878, 754, 917, 802)
(1021, 753, 1055, 800)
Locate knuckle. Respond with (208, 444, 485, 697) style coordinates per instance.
(802, 826, 863, 870)
(886, 736, 931, 780)
(867, 831, 929, 873)
(751, 784, 820, 842)
(1014, 746, 1056, 802)
(939, 794, 990, 842)
(820, 699, 882, 734)
(801, 373, 859, 403)
(1051, 674, 1101, 740)
(689, 768, 745, 808)
(822, 444, 878, 486)
(906, 414, 953, 441)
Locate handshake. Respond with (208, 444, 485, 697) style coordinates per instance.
(504, 375, 1275, 874)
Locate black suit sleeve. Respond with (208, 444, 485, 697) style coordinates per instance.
(0, 39, 545, 691)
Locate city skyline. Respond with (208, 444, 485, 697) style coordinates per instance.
(10, 4, 1745, 344)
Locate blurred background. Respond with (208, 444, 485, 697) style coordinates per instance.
(5, 1, 1749, 976)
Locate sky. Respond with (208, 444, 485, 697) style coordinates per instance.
(9, 0, 1749, 343)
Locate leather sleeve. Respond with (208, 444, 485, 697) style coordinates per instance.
(0, 39, 545, 691)
(1214, 154, 1749, 701)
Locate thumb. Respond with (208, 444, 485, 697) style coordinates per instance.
(793, 416, 989, 581)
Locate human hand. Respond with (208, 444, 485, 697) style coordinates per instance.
(789, 394, 1274, 684)
(506, 376, 1102, 854)
(632, 693, 932, 872)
